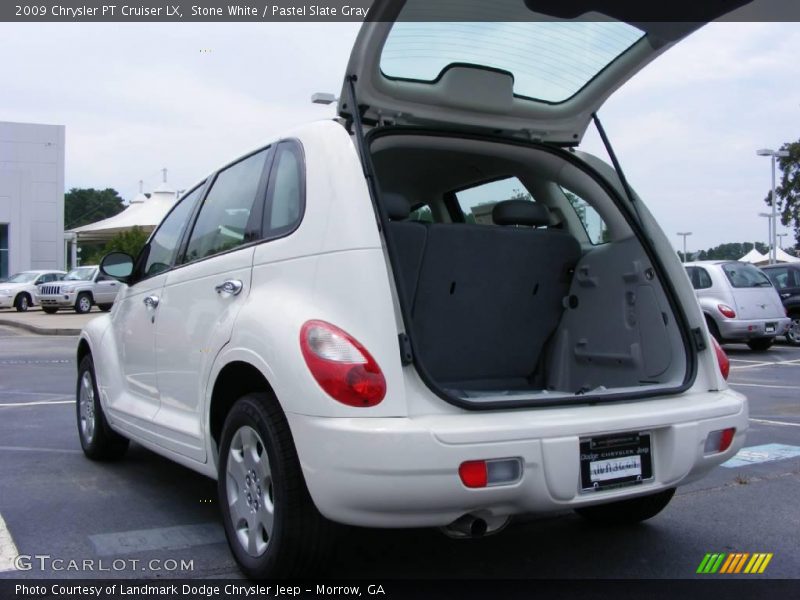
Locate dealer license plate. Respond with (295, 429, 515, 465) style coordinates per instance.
(580, 432, 653, 492)
(765, 323, 776, 333)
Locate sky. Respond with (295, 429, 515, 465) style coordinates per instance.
(0, 20, 798, 255)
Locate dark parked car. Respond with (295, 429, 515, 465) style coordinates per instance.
(761, 263, 800, 346)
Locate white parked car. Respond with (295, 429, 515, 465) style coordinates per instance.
(685, 261, 790, 351)
(78, 1, 749, 578)
(37, 265, 121, 314)
(0, 270, 65, 311)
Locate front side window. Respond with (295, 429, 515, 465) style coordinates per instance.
(686, 266, 712, 290)
(185, 149, 270, 262)
(143, 184, 204, 277)
(722, 263, 772, 289)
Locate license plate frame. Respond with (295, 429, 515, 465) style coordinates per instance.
(765, 322, 776, 334)
(580, 431, 653, 492)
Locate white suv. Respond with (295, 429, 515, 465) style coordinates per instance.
(78, 2, 748, 578)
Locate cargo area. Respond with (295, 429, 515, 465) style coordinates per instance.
(370, 132, 690, 404)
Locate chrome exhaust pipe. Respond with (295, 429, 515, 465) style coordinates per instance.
(441, 514, 489, 539)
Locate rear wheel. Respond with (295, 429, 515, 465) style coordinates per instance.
(98, 304, 113, 312)
(786, 313, 800, 347)
(14, 293, 31, 312)
(42, 307, 59, 314)
(217, 392, 333, 578)
(76, 355, 129, 460)
(575, 488, 675, 525)
(75, 292, 92, 314)
(747, 337, 774, 352)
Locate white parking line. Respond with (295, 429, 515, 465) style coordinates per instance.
(0, 399, 73, 407)
(0, 513, 19, 572)
(728, 382, 799, 390)
(0, 445, 83, 455)
(750, 418, 800, 428)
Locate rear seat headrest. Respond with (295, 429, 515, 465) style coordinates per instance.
(383, 193, 411, 221)
(492, 199, 550, 227)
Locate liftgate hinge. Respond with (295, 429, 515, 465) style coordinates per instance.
(398, 333, 413, 365)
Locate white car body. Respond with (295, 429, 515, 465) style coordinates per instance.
(77, 0, 752, 576)
(0, 270, 65, 310)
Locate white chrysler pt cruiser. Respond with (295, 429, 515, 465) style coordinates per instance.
(77, 0, 751, 578)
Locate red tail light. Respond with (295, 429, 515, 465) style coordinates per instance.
(717, 304, 736, 319)
(711, 336, 730, 380)
(300, 320, 386, 407)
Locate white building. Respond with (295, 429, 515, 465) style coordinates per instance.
(0, 121, 65, 279)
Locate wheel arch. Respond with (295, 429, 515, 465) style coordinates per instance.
(208, 360, 281, 452)
(77, 337, 92, 365)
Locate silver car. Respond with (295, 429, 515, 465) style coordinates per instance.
(36, 265, 120, 314)
(685, 261, 790, 351)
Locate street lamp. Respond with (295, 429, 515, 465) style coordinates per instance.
(777, 233, 788, 249)
(677, 232, 692, 263)
(756, 148, 790, 264)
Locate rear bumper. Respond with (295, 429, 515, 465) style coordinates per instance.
(287, 389, 748, 528)
(717, 317, 791, 340)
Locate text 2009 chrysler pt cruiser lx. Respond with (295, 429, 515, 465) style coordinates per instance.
(77, 0, 750, 578)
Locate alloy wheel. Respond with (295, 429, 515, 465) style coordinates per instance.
(788, 317, 800, 345)
(79, 370, 96, 442)
(225, 425, 274, 558)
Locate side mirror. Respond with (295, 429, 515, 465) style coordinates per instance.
(100, 252, 135, 282)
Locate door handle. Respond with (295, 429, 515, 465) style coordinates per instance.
(215, 279, 243, 296)
(143, 295, 160, 309)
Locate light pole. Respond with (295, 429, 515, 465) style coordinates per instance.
(777, 233, 788, 249)
(677, 232, 692, 263)
(757, 148, 790, 264)
(758, 212, 772, 252)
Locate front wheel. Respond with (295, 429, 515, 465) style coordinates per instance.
(14, 293, 31, 312)
(747, 337, 774, 352)
(786, 314, 800, 347)
(75, 293, 92, 314)
(217, 392, 332, 578)
(575, 488, 676, 525)
(76, 355, 129, 460)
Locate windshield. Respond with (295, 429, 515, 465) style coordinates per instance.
(380, 20, 645, 103)
(6, 272, 38, 283)
(64, 267, 96, 281)
(722, 263, 773, 289)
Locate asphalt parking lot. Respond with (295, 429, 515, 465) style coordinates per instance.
(0, 326, 798, 580)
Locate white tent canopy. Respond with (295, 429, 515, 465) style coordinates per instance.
(70, 185, 178, 243)
(738, 247, 800, 265)
(738, 248, 767, 264)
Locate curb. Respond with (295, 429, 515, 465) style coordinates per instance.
(0, 318, 81, 336)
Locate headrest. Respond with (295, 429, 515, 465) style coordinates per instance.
(383, 193, 411, 220)
(492, 200, 550, 227)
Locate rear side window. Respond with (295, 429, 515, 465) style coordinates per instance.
(722, 263, 772, 289)
(455, 177, 530, 225)
(408, 204, 434, 223)
(686, 266, 712, 290)
(766, 267, 798, 290)
(263, 142, 304, 237)
(561, 187, 608, 245)
(143, 184, 204, 277)
(185, 148, 270, 262)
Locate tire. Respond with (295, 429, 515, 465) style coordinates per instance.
(14, 293, 31, 312)
(575, 488, 676, 525)
(42, 307, 59, 314)
(217, 392, 333, 578)
(705, 316, 722, 344)
(76, 355, 129, 460)
(747, 337, 774, 352)
(75, 292, 92, 314)
(98, 304, 113, 312)
(786, 314, 800, 347)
